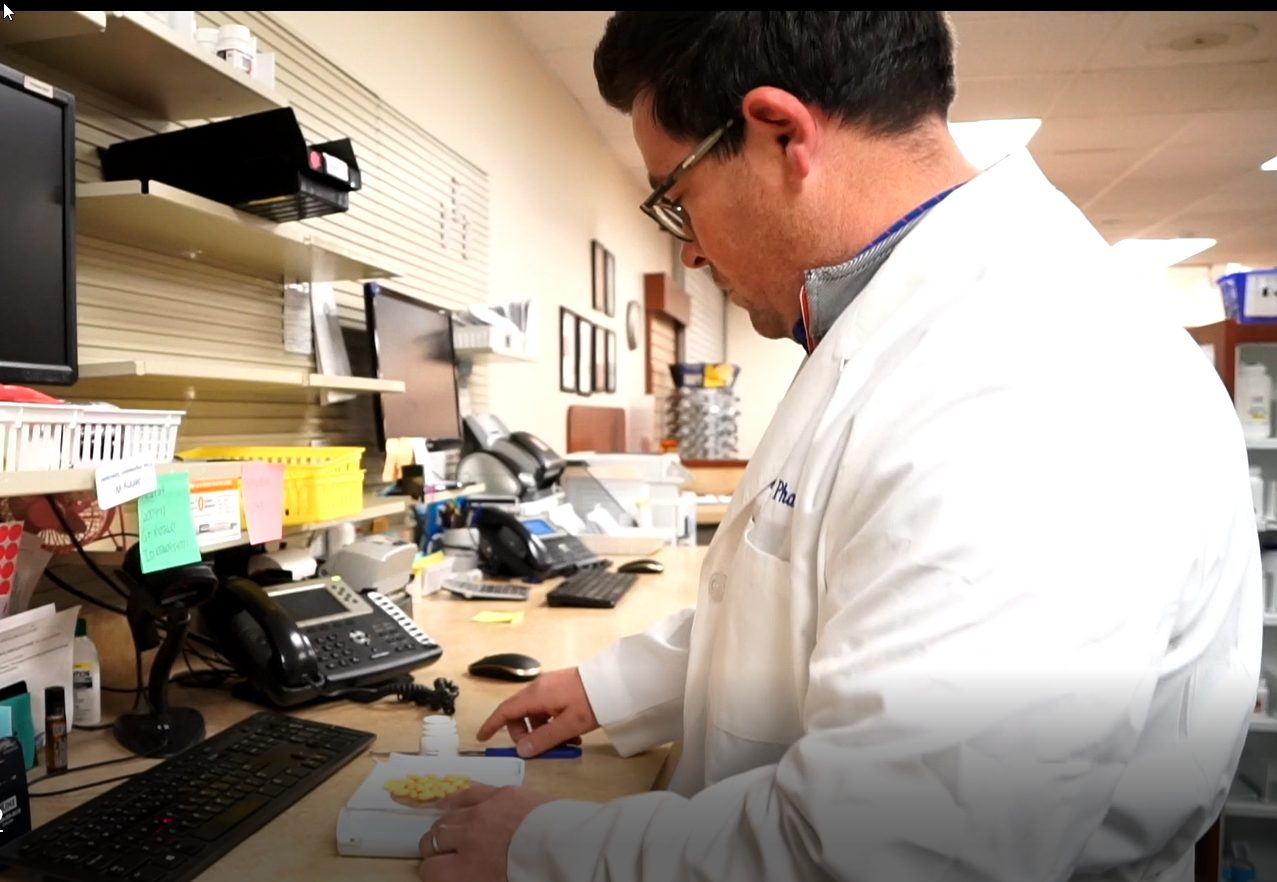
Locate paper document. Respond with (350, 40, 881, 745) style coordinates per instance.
(310, 282, 354, 405)
(9, 532, 52, 617)
(283, 284, 313, 356)
(0, 603, 78, 731)
(336, 753, 524, 857)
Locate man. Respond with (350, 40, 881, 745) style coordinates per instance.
(420, 12, 1261, 882)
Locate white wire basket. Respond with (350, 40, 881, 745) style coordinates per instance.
(0, 402, 186, 472)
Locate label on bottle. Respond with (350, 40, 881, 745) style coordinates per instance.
(73, 662, 94, 690)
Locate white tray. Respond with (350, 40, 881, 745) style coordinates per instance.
(577, 530, 667, 556)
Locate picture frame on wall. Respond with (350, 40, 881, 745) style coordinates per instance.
(591, 240, 607, 313)
(605, 329, 617, 393)
(576, 314, 594, 396)
(604, 249, 616, 317)
(593, 324, 607, 392)
(560, 307, 576, 393)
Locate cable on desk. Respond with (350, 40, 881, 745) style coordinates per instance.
(29, 771, 147, 798)
(329, 676, 460, 715)
(27, 752, 162, 795)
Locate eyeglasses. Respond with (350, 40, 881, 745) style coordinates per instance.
(640, 119, 736, 242)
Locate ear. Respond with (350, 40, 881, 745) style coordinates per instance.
(740, 86, 819, 180)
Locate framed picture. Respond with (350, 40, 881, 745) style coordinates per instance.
(591, 240, 607, 313)
(593, 324, 607, 392)
(576, 315, 593, 396)
(604, 249, 616, 317)
(559, 307, 576, 393)
(606, 329, 617, 393)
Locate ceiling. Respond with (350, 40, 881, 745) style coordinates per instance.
(505, 11, 1277, 270)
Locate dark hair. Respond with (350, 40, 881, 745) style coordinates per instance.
(594, 12, 956, 153)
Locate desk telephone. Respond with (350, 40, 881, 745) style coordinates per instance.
(473, 506, 606, 579)
(202, 574, 442, 708)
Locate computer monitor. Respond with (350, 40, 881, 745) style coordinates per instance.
(0, 61, 77, 385)
(363, 282, 463, 452)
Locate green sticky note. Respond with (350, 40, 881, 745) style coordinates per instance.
(137, 472, 202, 574)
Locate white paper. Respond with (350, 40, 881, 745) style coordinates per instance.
(336, 753, 524, 858)
(9, 532, 52, 616)
(310, 282, 355, 405)
(95, 460, 158, 511)
(0, 603, 78, 731)
(283, 284, 313, 356)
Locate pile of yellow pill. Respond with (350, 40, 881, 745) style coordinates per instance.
(383, 773, 471, 805)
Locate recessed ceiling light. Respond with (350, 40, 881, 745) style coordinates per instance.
(1111, 237, 1217, 269)
(1262, 155, 1277, 172)
(948, 118, 1041, 170)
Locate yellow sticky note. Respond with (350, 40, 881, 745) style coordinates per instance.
(472, 611, 524, 625)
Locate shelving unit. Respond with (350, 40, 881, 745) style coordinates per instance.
(1188, 319, 1277, 875)
(0, 10, 106, 46)
(197, 493, 410, 553)
(70, 358, 404, 396)
(78, 181, 400, 284)
(4, 10, 282, 119)
(0, 460, 241, 500)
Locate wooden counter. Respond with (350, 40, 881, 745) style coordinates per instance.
(25, 545, 706, 881)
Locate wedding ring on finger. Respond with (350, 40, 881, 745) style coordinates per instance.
(429, 823, 450, 856)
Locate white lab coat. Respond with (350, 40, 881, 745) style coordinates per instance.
(509, 151, 1263, 882)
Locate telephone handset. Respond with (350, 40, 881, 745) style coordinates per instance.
(201, 574, 443, 708)
(472, 506, 605, 579)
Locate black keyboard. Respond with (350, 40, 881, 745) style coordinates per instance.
(0, 712, 374, 882)
(545, 569, 638, 608)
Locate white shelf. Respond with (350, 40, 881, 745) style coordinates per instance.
(71, 358, 404, 395)
(197, 494, 413, 553)
(78, 180, 401, 284)
(1248, 439, 1277, 450)
(1267, 613, 1277, 627)
(195, 485, 480, 552)
(0, 460, 241, 500)
(6, 11, 281, 119)
(0, 10, 106, 46)
(1225, 800, 1277, 820)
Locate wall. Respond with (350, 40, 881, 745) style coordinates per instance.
(271, 11, 670, 454)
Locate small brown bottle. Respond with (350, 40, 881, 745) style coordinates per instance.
(45, 685, 68, 775)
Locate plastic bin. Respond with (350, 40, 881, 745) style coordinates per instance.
(178, 445, 364, 526)
(0, 403, 184, 472)
(1219, 268, 1277, 323)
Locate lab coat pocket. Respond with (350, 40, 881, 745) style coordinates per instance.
(706, 521, 807, 748)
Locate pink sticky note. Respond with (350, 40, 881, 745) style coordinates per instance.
(242, 462, 285, 544)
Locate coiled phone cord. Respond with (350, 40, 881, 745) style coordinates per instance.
(328, 676, 461, 715)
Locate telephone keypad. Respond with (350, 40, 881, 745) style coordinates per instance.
(301, 591, 439, 682)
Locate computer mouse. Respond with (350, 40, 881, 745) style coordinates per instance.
(617, 558, 664, 575)
(468, 652, 542, 682)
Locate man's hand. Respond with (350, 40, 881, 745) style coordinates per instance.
(476, 667, 599, 757)
(418, 784, 553, 882)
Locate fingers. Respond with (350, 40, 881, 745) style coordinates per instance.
(431, 782, 496, 812)
(513, 713, 585, 758)
(477, 688, 546, 741)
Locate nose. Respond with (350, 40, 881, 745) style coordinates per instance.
(680, 238, 709, 270)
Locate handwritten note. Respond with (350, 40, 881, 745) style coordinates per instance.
(241, 462, 285, 544)
(95, 460, 157, 510)
(137, 472, 201, 574)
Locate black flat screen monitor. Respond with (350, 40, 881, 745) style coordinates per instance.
(364, 282, 463, 452)
(0, 62, 77, 385)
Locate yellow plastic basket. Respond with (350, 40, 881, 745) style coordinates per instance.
(178, 446, 365, 526)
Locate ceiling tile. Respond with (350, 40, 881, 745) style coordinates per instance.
(1085, 11, 1277, 71)
(951, 74, 1070, 121)
(949, 12, 1124, 76)
(1048, 62, 1257, 117)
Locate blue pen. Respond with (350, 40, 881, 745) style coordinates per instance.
(463, 746, 582, 759)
